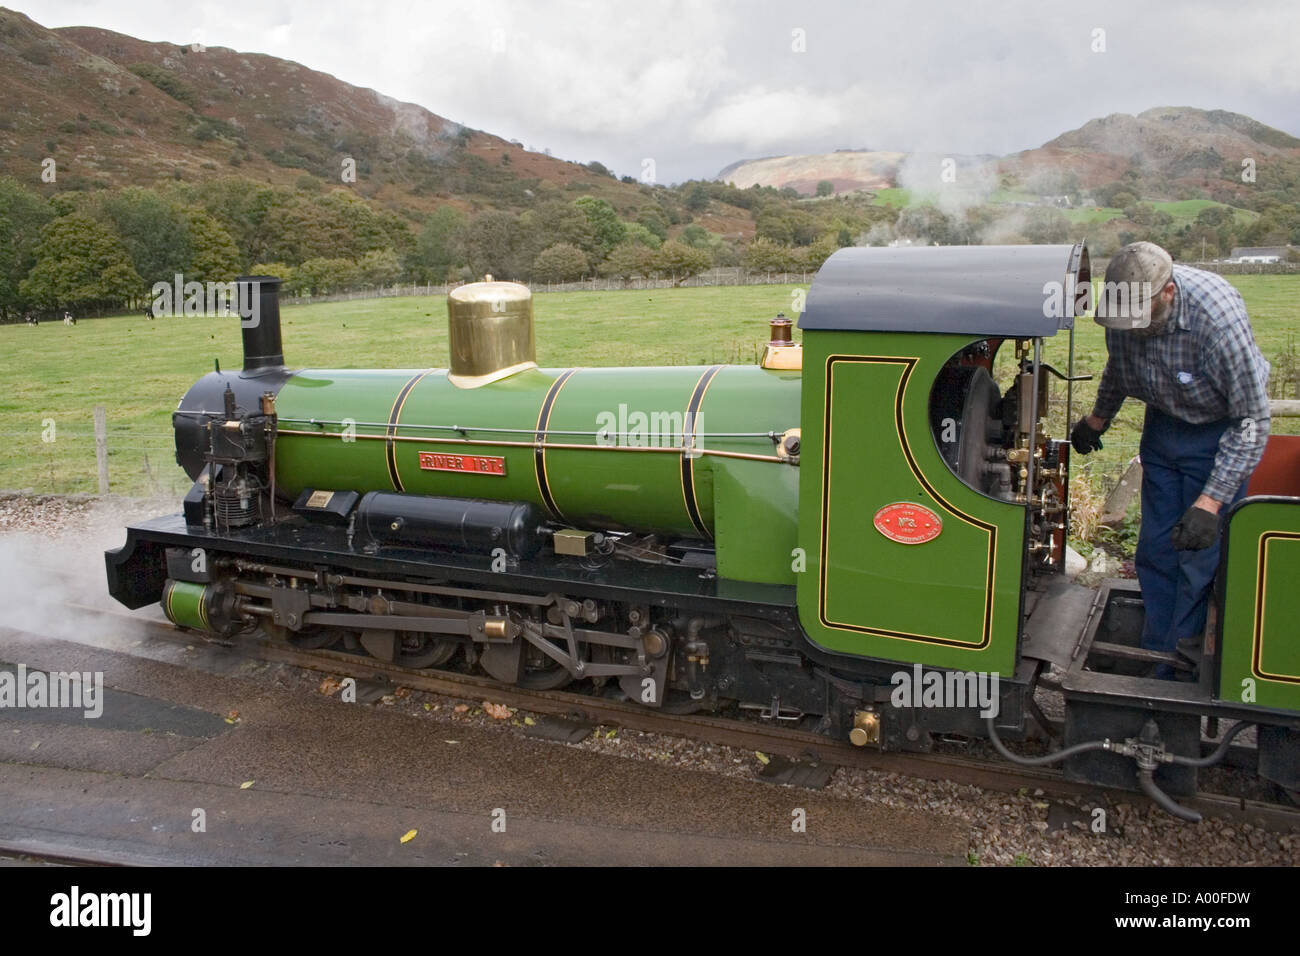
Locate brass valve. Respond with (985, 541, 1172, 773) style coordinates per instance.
(849, 709, 880, 747)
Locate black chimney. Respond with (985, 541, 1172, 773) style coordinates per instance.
(236, 275, 284, 372)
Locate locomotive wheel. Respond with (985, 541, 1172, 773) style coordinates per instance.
(480, 639, 574, 690)
(395, 632, 459, 669)
(263, 622, 343, 650)
(291, 626, 348, 650)
(658, 690, 707, 715)
(517, 642, 573, 690)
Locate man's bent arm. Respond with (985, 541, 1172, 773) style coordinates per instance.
(1202, 325, 1271, 505)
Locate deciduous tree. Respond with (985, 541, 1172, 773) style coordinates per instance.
(20, 214, 142, 313)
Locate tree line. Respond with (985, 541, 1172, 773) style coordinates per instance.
(0, 174, 866, 317)
(3, 162, 1297, 319)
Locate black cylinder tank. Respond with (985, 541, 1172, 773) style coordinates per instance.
(355, 492, 546, 559)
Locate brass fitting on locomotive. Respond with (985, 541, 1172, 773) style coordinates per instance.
(761, 313, 803, 370)
(849, 709, 881, 747)
(447, 276, 538, 388)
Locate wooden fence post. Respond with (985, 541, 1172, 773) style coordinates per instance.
(93, 405, 109, 495)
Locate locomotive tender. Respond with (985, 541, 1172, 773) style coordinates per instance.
(106, 244, 1300, 819)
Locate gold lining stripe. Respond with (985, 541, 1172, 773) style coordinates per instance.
(534, 369, 578, 521)
(818, 354, 998, 650)
(386, 370, 435, 492)
(1251, 531, 1300, 684)
(682, 365, 723, 538)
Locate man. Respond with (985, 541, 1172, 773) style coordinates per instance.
(1071, 241, 1271, 677)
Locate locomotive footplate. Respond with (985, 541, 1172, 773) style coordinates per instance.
(106, 513, 796, 619)
(1058, 579, 1300, 796)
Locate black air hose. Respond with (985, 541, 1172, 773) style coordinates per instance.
(984, 715, 1111, 765)
(1167, 721, 1252, 768)
(1138, 769, 1201, 823)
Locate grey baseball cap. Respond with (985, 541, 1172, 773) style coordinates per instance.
(1094, 241, 1174, 329)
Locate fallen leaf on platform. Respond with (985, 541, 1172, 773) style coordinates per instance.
(523, 717, 536, 726)
(318, 677, 342, 695)
(423, 703, 431, 711)
(454, 704, 469, 714)
(755, 752, 770, 765)
(400, 829, 417, 844)
(444, 740, 459, 745)
(226, 710, 240, 721)
(483, 701, 512, 720)
(605, 728, 617, 739)
(240, 781, 254, 789)
(394, 687, 411, 698)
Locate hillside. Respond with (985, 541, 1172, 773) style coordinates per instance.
(1002, 107, 1300, 203)
(0, 7, 652, 216)
(722, 107, 1300, 208)
(719, 150, 905, 195)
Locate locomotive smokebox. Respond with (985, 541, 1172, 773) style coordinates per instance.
(447, 276, 537, 388)
(237, 275, 285, 372)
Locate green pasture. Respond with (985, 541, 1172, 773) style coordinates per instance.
(1062, 206, 1125, 225)
(867, 187, 913, 208)
(0, 277, 1295, 498)
(1063, 199, 1256, 229)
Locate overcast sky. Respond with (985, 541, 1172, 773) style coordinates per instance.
(20, 0, 1300, 184)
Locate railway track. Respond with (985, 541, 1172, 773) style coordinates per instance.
(0, 840, 133, 867)
(40, 599, 1300, 832)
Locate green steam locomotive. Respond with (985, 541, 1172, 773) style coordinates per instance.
(106, 244, 1300, 819)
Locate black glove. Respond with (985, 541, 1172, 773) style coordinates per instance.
(1171, 506, 1219, 551)
(1070, 416, 1106, 454)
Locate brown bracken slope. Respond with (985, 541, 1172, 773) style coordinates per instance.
(0, 7, 652, 216)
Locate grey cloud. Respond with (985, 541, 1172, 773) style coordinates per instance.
(22, 0, 1300, 183)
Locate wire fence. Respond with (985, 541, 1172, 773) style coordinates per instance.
(1179, 261, 1300, 275)
(1, 420, 191, 498)
(9, 262, 1294, 320)
(278, 268, 815, 306)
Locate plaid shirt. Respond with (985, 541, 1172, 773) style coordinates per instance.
(1092, 265, 1271, 502)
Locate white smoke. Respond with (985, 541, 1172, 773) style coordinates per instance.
(894, 152, 999, 218)
(0, 499, 169, 648)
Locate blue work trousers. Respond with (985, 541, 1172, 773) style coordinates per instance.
(1136, 406, 1246, 655)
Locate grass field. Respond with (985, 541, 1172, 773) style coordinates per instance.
(1062, 199, 1257, 230)
(868, 187, 913, 208)
(869, 188, 1256, 234)
(1061, 205, 1126, 225)
(1, 277, 1295, 499)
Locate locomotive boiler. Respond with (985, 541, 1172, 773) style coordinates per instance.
(107, 244, 1300, 818)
